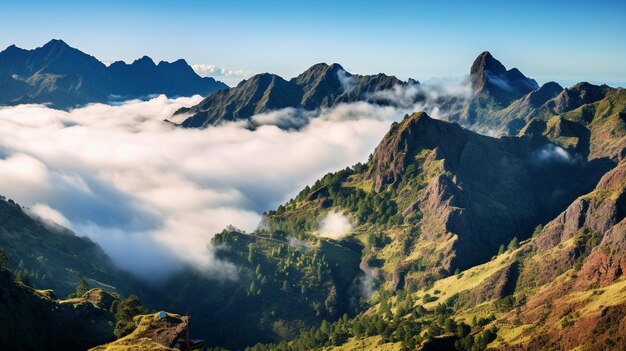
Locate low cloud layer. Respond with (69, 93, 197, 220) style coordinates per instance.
(0, 79, 472, 281)
(0, 96, 399, 280)
(337, 69, 357, 93)
(367, 79, 471, 119)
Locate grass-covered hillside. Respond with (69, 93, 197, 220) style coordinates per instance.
(0, 196, 134, 297)
(157, 111, 617, 350)
(0, 260, 114, 350)
(246, 160, 625, 351)
(147, 228, 363, 350)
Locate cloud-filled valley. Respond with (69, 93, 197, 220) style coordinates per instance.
(0, 96, 412, 280)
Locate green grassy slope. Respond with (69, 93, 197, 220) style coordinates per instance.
(0, 196, 133, 297)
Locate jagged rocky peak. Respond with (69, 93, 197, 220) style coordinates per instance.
(470, 51, 507, 78)
(470, 51, 538, 96)
(368, 112, 468, 190)
(174, 59, 410, 128)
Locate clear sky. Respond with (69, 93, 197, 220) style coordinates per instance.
(2, 0, 625, 87)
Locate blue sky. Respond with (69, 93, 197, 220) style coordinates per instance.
(2, 0, 626, 87)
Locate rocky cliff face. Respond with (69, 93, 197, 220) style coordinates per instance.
(570, 162, 626, 288)
(448, 51, 539, 129)
(469, 51, 538, 101)
(485, 161, 626, 351)
(367, 112, 468, 191)
(535, 163, 625, 252)
(364, 112, 608, 273)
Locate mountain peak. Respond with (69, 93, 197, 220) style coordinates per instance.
(469, 51, 538, 103)
(133, 55, 156, 66)
(296, 62, 347, 82)
(368, 112, 468, 190)
(41, 39, 71, 52)
(305, 62, 344, 71)
(470, 51, 507, 76)
(402, 111, 431, 125)
(520, 81, 564, 108)
(43, 39, 69, 47)
(328, 62, 345, 71)
(165, 58, 188, 67)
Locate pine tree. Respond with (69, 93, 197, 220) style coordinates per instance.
(532, 224, 544, 238)
(75, 279, 89, 297)
(0, 249, 8, 272)
(379, 298, 392, 319)
(114, 295, 146, 338)
(507, 237, 519, 251)
(320, 320, 330, 336)
(248, 245, 256, 264)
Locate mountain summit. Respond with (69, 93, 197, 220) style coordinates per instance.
(173, 62, 407, 128)
(452, 51, 539, 125)
(470, 51, 538, 98)
(0, 40, 227, 109)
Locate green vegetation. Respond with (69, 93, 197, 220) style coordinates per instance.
(0, 196, 133, 297)
(0, 253, 119, 350)
(0, 248, 8, 272)
(1, 64, 625, 351)
(246, 288, 497, 351)
(113, 295, 147, 338)
(75, 279, 89, 297)
(274, 164, 401, 228)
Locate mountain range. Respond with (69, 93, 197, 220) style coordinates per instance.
(0, 43, 625, 351)
(0, 39, 227, 109)
(173, 62, 408, 127)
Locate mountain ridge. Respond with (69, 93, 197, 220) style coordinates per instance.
(0, 39, 228, 109)
(173, 62, 408, 128)
(2, 46, 626, 351)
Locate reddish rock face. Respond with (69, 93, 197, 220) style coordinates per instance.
(367, 112, 469, 191)
(497, 162, 626, 350)
(535, 162, 626, 251)
(577, 219, 626, 288)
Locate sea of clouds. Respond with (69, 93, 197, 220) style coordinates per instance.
(0, 79, 471, 281)
(0, 96, 401, 279)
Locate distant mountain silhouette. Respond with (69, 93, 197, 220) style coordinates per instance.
(0, 39, 227, 109)
(173, 62, 408, 128)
